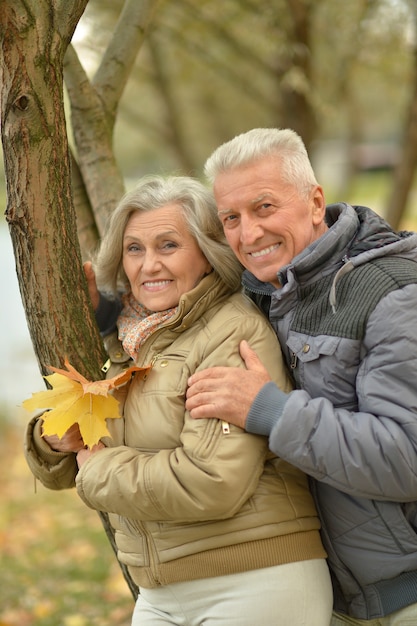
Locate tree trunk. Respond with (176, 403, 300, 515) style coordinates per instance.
(0, 0, 138, 600)
(0, 0, 105, 377)
(384, 33, 417, 229)
(279, 0, 316, 149)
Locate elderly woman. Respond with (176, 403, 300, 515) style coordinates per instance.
(24, 176, 332, 625)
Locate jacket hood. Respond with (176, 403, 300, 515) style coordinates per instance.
(330, 203, 417, 262)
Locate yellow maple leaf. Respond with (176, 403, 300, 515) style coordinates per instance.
(22, 359, 151, 448)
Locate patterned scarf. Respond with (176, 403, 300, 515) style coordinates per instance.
(117, 292, 178, 360)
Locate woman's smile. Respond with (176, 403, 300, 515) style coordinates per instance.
(142, 279, 172, 289)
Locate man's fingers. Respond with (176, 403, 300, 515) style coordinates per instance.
(185, 383, 217, 408)
(84, 262, 95, 284)
(187, 402, 218, 420)
(185, 379, 227, 416)
(83, 261, 100, 310)
(239, 340, 269, 374)
(187, 367, 231, 390)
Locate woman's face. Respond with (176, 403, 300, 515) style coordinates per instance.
(122, 204, 212, 311)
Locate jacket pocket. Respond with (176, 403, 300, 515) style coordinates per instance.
(286, 332, 360, 406)
(287, 333, 341, 362)
(142, 351, 189, 395)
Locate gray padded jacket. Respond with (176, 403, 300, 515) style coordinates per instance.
(243, 203, 417, 620)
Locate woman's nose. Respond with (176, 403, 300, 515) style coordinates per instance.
(141, 251, 162, 273)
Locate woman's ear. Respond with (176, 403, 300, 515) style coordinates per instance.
(204, 262, 213, 275)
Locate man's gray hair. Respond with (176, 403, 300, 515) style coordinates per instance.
(204, 128, 318, 196)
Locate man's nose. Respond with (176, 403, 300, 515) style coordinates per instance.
(240, 215, 263, 244)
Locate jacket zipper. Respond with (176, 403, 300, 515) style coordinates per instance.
(221, 421, 230, 434)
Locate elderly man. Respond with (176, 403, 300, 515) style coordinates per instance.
(186, 128, 417, 625)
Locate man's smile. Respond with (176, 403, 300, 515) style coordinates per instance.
(248, 244, 280, 258)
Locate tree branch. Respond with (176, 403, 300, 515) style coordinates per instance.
(64, 44, 125, 234)
(55, 0, 89, 42)
(93, 0, 161, 123)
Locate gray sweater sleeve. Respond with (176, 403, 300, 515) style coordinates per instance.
(246, 382, 291, 436)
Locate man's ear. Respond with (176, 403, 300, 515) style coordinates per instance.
(311, 185, 326, 225)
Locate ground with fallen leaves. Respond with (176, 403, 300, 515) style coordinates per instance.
(0, 412, 133, 626)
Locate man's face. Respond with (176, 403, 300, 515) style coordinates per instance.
(214, 157, 327, 287)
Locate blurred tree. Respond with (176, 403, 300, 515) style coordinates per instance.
(385, 2, 417, 228)
(314, 0, 380, 197)
(99, 0, 415, 221)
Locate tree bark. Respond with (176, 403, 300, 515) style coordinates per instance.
(0, 0, 105, 378)
(279, 0, 316, 149)
(384, 28, 417, 229)
(0, 0, 138, 601)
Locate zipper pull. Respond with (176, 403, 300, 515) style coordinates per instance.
(290, 351, 298, 370)
(221, 420, 230, 434)
(150, 354, 160, 367)
(101, 358, 111, 373)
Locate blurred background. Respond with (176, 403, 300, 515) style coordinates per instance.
(2, 0, 417, 623)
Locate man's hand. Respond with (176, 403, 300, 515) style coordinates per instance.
(42, 423, 85, 453)
(83, 261, 100, 311)
(185, 340, 271, 429)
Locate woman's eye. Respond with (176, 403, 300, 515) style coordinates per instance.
(162, 241, 178, 250)
(126, 243, 141, 253)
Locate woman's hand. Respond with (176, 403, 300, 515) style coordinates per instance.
(42, 423, 85, 453)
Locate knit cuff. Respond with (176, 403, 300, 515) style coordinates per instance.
(246, 382, 289, 436)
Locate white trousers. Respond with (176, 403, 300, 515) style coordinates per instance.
(331, 603, 417, 626)
(131, 558, 333, 625)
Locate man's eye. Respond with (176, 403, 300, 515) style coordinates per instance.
(260, 203, 272, 210)
(223, 214, 238, 225)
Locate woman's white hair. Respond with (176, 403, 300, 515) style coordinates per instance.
(204, 128, 318, 197)
(93, 175, 243, 297)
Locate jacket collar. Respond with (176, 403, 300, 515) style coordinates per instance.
(162, 271, 233, 333)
